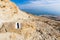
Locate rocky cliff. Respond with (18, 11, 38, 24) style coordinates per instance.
(0, 0, 60, 40)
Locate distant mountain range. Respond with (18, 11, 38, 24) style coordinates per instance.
(40, 15, 60, 21)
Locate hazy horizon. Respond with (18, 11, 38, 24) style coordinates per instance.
(11, 0, 60, 16)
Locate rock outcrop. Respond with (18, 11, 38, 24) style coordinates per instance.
(0, 0, 60, 40)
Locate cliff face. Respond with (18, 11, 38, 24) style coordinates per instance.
(0, 0, 60, 40)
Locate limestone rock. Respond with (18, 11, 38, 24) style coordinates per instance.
(0, 0, 60, 40)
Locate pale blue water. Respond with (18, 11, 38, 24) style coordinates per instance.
(20, 9, 57, 16)
(11, 0, 60, 16)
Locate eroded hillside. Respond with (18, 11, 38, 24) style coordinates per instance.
(0, 0, 60, 40)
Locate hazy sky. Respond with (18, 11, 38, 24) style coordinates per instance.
(11, 0, 60, 16)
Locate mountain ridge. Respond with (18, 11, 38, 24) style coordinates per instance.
(0, 0, 60, 40)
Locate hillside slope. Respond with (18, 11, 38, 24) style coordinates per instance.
(0, 0, 60, 40)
